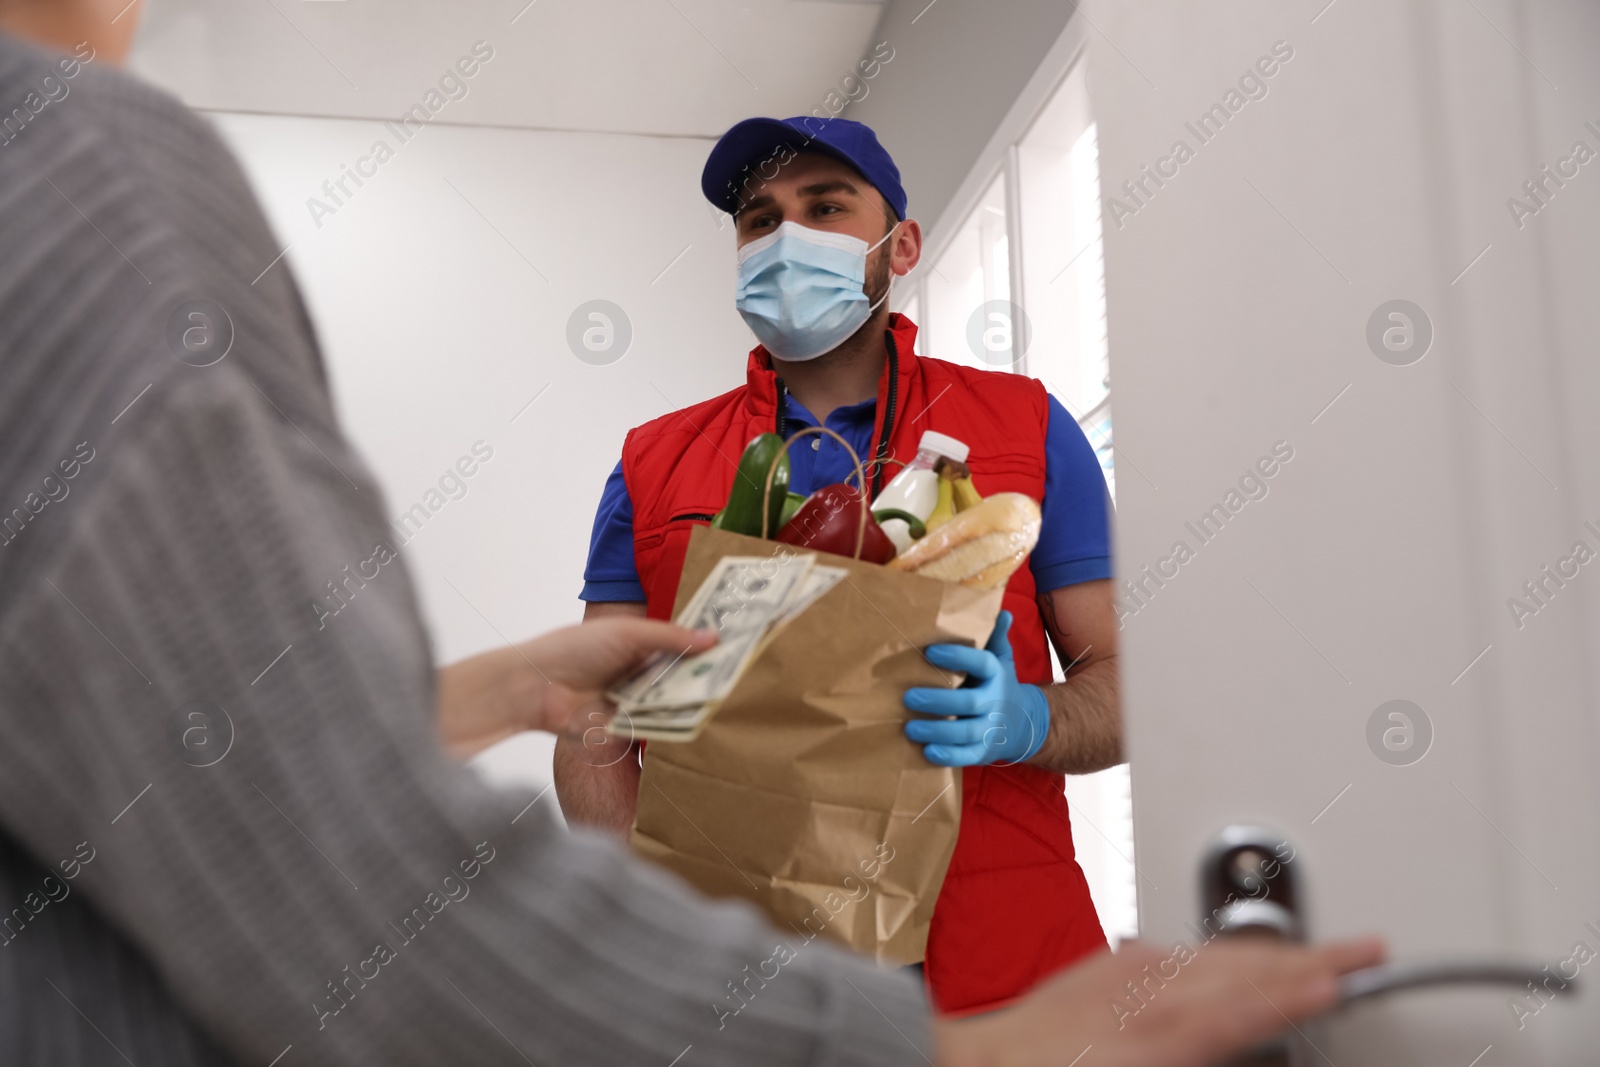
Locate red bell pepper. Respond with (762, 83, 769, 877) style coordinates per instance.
(775, 484, 924, 564)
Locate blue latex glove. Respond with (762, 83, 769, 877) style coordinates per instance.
(903, 611, 1050, 767)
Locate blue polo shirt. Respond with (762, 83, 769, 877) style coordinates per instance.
(581, 393, 1112, 602)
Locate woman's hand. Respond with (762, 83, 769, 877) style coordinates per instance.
(437, 619, 716, 760)
(520, 619, 718, 734)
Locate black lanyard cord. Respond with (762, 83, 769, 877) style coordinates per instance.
(870, 329, 899, 498)
(771, 327, 898, 498)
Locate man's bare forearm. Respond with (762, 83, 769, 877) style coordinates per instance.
(1027, 580, 1123, 775)
(1027, 656, 1122, 774)
(553, 734, 641, 838)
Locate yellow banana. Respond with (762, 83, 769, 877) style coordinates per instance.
(926, 476, 956, 530)
(951, 476, 983, 513)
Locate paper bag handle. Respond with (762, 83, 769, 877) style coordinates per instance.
(760, 425, 871, 560)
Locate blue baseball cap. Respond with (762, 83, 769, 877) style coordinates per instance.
(701, 116, 907, 221)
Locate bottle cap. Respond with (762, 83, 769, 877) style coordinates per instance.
(917, 430, 969, 463)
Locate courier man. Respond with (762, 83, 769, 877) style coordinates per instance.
(555, 116, 1122, 1014)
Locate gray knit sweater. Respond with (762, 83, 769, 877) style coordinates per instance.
(0, 32, 932, 1066)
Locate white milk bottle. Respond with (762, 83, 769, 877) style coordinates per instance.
(871, 430, 970, 553)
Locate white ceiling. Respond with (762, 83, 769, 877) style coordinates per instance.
(129, 0, 887, 137)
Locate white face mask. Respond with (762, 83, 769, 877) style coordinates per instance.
(734, 220, 898, 361)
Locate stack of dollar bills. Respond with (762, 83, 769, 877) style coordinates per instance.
(605, 554, 846, 742)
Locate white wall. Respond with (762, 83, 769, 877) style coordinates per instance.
(209, 111, 757, 790)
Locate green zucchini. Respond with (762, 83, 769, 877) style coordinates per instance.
(719, 433, 791, 537)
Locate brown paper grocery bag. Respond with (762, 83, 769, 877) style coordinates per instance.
(631, 524, 1002, 965)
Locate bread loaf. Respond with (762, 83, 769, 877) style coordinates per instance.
(886, 492, 1041, 589)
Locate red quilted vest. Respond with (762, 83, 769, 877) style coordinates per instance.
(620, 314, 1106, 1013)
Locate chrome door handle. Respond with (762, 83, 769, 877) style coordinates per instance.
(1339, 961, 1578, 1005)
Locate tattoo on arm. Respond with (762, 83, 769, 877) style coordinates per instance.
(1028, 589, 1124, 774)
